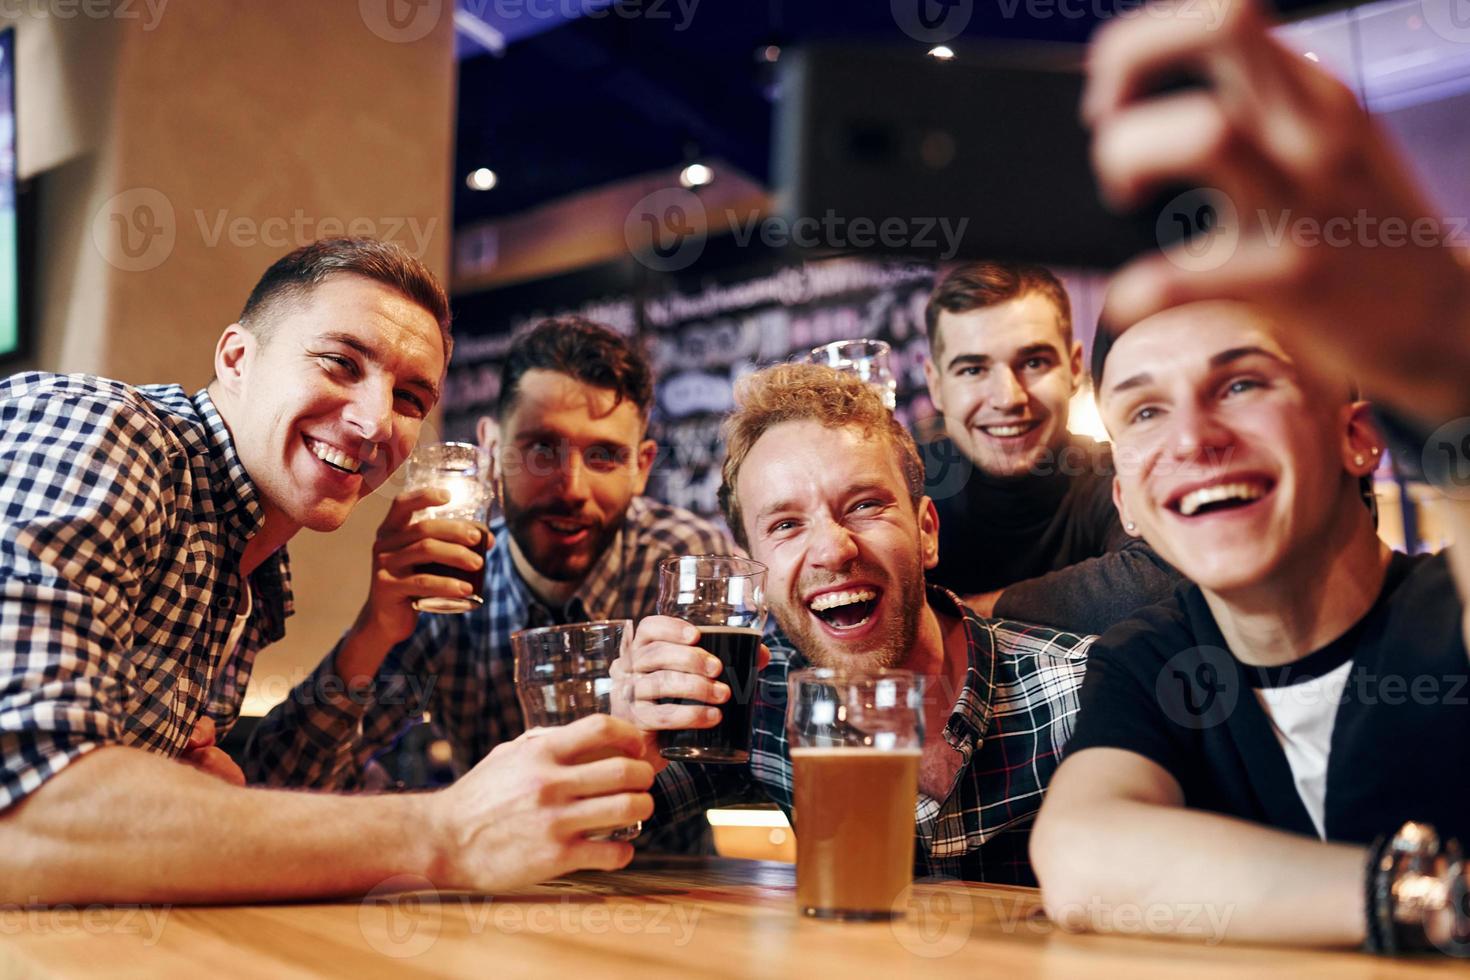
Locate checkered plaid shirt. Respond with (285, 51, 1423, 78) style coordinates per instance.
(0, 372, 293, 811)
(651, 585, 1093, 885)
(245, 496, 734, 787)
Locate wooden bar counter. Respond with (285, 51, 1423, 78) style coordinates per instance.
(0, 857, 1462, 978)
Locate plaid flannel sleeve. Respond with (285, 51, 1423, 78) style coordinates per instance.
(244, 615, 444, 789)
(649, 759, 758, 828)
(0, 387, 171, 811)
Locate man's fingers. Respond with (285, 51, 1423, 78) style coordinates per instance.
(1084, 0, 1270, 123)
(186, 715, 217, 749)
(378, 538, 485, 576)
(633, 616, 700, 647)
(559, 756, 656, 798)
(634, 671, 728, 706)
(381, 488, 451, 531)
(538, 714, 646, 764)
(377, 518, 487, 554)
(1092, 90, 1287, 211)
(1105, 241, 1289, 327)
(180, 747, 247, 787)
(550, 792, 655, 838)
(374, 567, 476, 601)
(557, 839, 637, 874)
(757, 643, 772, 671)
(632, 640, 721, 678)
(632, 701, 722, 732)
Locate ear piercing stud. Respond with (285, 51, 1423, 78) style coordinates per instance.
(1125, 521, 1137, 532)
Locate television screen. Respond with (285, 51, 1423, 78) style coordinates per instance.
(0, 28, 16, 360)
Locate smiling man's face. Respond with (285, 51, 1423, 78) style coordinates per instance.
(924, 291, 1084, 478)
(1098, 303, 1371, 595)
(496, 369, 655, 583)
(225, 273, 444, 534)
(736, 420, 938, 672)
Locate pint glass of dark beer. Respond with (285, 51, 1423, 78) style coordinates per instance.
(403, 442, 493, 614)
(656, 555, 767, 764)
(787, 668, 924, 920)
(512, 619, 641, 842)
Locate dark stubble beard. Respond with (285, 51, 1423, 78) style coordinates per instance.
(500, 488, 621, 583)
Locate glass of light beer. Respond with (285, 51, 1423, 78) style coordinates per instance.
(511, 619, 641, 842)
(787, 668, 924, 920)
(403, 442, 493, 613)
(656, 555, 767, 764)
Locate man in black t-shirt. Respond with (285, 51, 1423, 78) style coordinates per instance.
(922, 262, 1178, 635)
(1028, 0, 1470, 954)
(1030, 297, 1470, 948)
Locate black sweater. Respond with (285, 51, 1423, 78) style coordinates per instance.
(922, 435, 1181, 636)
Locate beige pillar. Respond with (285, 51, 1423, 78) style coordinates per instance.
(12, 0, 456, 710)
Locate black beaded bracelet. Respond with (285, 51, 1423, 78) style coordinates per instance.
(1364, 834, 1390, 954)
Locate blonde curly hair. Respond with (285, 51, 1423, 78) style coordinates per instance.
(718, 362, 925, 549)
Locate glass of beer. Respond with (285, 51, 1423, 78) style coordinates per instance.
(403, 442, 493, 614)
(786, 668, 924, 920)
(511, 619, 641, 842)
(655, 555, 767, 764)
(806, 339, 898, 411)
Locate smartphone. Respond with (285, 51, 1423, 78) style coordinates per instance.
(773, 42, 1205, 269)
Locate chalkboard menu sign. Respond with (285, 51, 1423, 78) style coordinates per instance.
(441, 249, 939, 521)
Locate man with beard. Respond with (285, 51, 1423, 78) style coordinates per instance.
(1, 241, 653, 903)
(614, 363, 1094, 884)
(248, 316, 732, 794)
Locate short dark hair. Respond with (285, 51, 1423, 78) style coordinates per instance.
(238, 237, 452, 361)
(497, 316, 653, 420)
(924, 261, 1073, 361)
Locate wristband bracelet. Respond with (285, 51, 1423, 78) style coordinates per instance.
(1364, 822, 1469, 957)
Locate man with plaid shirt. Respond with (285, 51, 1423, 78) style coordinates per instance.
(247, 317, 733, 799)
(0, 241, 655, 904)
(619, 363, 1094, 885)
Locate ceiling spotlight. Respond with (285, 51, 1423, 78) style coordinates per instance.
(679, 163, 714, 188)
(466, 167, 498, 191)
(928, 45, 955, 61)
(760, 44, 781, 63)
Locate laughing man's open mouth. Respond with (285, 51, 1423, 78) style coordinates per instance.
(1168, 477, 1275, 517)
(808, 587, 880, 630)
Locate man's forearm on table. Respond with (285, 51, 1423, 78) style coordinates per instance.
(2, 745, 439, 905)
(1033, 796, 1365, 946)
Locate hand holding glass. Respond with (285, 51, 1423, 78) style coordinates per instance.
(655, 556, 767, 764)
(403, 442, 494, 614)
(512, 619, 641, 842)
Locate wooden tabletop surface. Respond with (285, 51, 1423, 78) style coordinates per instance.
(1, 856, 1464, 979)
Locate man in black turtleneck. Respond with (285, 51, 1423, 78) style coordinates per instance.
(921, 261, 1178, 635)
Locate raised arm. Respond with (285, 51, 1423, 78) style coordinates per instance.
(1088, 0, 1470, 429)
(1031, 748, 1364, 946)
(990, 538, 1180, 635)
(1087, 0, 1470, 639)
(243, 488, 491, 788)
